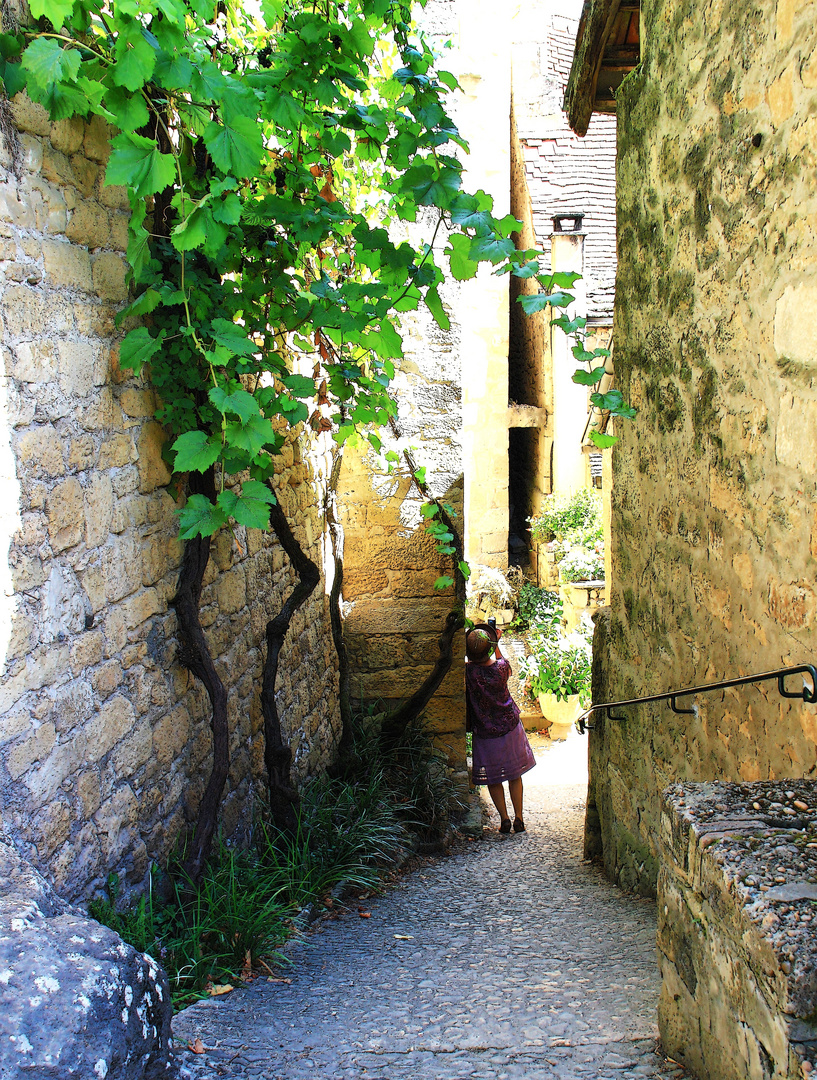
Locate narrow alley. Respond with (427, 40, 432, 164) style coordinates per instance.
(174, 736, 689, 1080)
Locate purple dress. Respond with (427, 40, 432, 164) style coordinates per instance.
(466, 657, 536, 786)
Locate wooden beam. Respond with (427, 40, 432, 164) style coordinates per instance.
(603, 44, 639, 63)
(599, 63, 638, 75)
(564, 0, 621, 137)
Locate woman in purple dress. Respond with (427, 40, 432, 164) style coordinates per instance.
(466, 625, 536, 833)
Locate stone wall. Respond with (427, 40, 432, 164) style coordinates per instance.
(0, 99, 341, 902)
(338, 240, 466, 777)
(658, 781, 817, 1080)
(587, 0, 817, 893)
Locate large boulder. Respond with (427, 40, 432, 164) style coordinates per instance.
(0, 835, 172, 1078)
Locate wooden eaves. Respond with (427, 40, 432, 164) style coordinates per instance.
(564, 0, 641, 137)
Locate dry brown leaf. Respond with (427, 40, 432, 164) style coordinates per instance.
(359, 911, 371, 919)
(207, 983, 234, 996)
(188, 1037, 205, 1054)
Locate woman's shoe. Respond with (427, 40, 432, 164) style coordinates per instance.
(499, 818, 512, 834)
(513, 818, 525, 833)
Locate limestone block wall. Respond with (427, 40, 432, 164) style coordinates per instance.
(339, 313, 467, 778)
(0, 99, 340, 902)
(587, 0, 817, 893)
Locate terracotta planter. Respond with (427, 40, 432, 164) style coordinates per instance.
(537, 692, 582, 740)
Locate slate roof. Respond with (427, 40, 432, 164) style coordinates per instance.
(519, 14, 617, 323)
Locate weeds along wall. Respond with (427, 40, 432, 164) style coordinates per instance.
(0, 98, 342, 903)
(589, 0, 817, 893)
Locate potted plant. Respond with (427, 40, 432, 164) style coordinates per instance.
(518, 632, 592, 740)
(558, 548, 605, 584)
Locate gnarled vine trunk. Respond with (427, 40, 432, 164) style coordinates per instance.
(261, 496, 320, 832)
(173, 469, 229, 883)
(326, 452, 353, 758)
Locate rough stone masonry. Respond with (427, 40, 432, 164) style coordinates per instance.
(584, 0, 817, 894)
(0, 95, 342, 904)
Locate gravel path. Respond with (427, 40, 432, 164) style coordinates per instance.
(172, 733, 688, 1079)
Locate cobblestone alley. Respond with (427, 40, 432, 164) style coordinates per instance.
(173, 734, 689, 1080)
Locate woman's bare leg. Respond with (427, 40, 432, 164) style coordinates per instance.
(508, 777, 524, 821)
(487, 783, 509, 822)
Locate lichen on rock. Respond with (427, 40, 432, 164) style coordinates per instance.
(0, 835, 172, 1078)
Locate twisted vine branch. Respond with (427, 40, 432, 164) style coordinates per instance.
(261, 492, 320, 832)
(173, 469, 229, 883)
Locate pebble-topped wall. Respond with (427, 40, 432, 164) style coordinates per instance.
(658, 781, 817, 1080)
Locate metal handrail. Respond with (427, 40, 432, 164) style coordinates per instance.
(576, 664, 817, 734)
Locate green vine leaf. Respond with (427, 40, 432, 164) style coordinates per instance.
(209, 386, 259, 423)
(178, 493, 229, 539)
(29, 0, 76, 28)
(434, 575, 454, 590)
(225, 415, 278, 457)
(572, 367, 607, 386)
(210, 318, 256, 358)
(282, 374, 316, 398)
(424, 286, 449, 331)
(106, 133, 176, 198)
(589, 431, 618, 449)
(172, 430, 222, 472)
(117, 287, 161, 323)
(103, 86, 149, 131)
(218, 480, 276, 530)
(445, 232, 478, 281)
(119, 326, 165, 374)
(21, 36, 85, 118)
(112, 18, 157, 92)
(552, 314, 587, 334)
(203, 115, 263, 179)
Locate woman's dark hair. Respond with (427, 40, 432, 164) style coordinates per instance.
(466, 628, 495, 663)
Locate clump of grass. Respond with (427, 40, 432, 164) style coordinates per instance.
(89, 850, 291, 1010)
(380, 715, 465, 840)
(89, 708, 462, 1010)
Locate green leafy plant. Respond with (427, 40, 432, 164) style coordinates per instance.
(558, 548, 604, 583)
(89, 855, 292, 1010)
(89, 706, 462, 1007)
(510, 582, 563, 633)
(529, 488, 602, 545)
(518, 633, 592, 705)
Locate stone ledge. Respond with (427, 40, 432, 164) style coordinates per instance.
(658, 780, 817, 1080)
